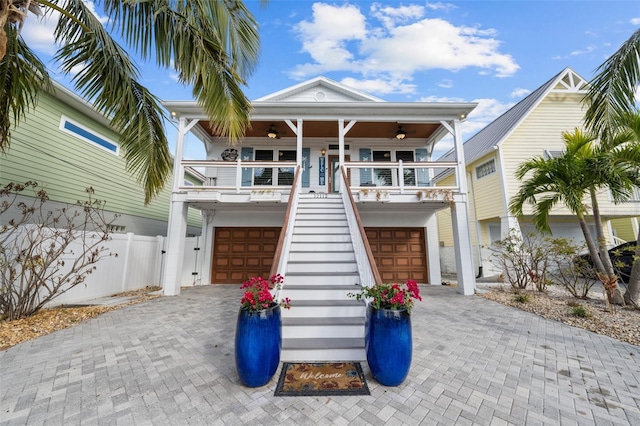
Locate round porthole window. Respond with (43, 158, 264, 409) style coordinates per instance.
(314, 91, 326, 101)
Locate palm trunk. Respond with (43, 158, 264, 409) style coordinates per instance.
(589, 189, 624, 305)
(578, 212, 606, 273)
(623, 227, 640, 307)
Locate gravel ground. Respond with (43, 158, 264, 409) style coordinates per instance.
(0, 287, 161, 350)
(476, 282, 640, 346)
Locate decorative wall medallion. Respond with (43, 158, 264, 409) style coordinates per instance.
(221, 148, 238, 161)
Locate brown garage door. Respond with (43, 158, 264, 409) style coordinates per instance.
(365, 228, 428, 283)
(212, 227, 281, 284)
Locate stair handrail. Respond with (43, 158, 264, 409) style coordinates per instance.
(340, 166, 383, 288)
(270, 165, 302, 297)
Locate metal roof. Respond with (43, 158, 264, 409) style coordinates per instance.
(437, 67, 587, 167)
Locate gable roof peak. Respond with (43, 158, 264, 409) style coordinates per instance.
(253, 75, 384, 103)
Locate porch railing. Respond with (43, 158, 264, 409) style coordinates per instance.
(341, 166, 383, 288)
(177, 159, 460, 193)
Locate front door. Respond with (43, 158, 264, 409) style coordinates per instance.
(329, 155, 350, 193)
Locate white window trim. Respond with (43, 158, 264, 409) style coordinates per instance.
(59, 116, 119, 155)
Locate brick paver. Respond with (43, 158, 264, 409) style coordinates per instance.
(1, 285, 638, 425)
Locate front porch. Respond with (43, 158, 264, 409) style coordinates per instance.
(161, 77, 479, 307)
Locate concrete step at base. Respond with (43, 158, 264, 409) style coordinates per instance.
(281, 338, 365, 362)
(287, 261, 357, 273)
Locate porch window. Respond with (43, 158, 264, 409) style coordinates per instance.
(254, 150, 273, 185)
(278, 150, 296, 186)
(396, 151, 415, 186)
(373, 151, 392, 186)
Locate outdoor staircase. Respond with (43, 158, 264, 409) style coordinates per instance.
(280, 193, 367, 362)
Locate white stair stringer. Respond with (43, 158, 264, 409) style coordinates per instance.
(280, 193, 366, 362)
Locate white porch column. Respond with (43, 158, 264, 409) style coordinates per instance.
(163, 195, 188, 295)
(425, 213, 442, 286)
(199, 209, 215, 285)
(162, 116, 194, 295)
(448, 118, 476, 295)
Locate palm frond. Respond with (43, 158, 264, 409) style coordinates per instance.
(102, 0, 260, 142)
(53, 0, 171, 204)
(0, 24, 51, 152)
(584, 28, 640, 137)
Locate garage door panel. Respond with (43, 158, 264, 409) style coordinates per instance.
(212, 227, 281, 284)
(366, 227, 428, 283)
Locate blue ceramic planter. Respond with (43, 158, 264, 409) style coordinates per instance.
(234, 304, 282, 387)
(365, 304, 412, 386)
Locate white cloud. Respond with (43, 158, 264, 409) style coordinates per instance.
(510, 88, 531, 98)
(426, 2, 458, 12)
(570, 44, 596, 56)
(631, 17, 640, 25)
(340, 77, 416, 95)
(418, 95, 515, 158)
(438, 79, 453, 89)
(291, 2, 520, 92)
(21, 1, 110, 58)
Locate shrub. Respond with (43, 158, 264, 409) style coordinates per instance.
(513, 293, 530, 303)
(568, 304, 589, 318)
(547, 238, 597, 299)
(1, 182, 117, 320)
(491, 230, 552, 291)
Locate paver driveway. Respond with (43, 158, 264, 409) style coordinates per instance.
(1, 285, 639, 425)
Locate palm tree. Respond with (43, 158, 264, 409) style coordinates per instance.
(583, 28, 640, 306)
(509, 128, 640, 305)
(1, 0, 262, 203)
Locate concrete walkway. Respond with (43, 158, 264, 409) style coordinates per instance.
(1, 285, 638, 425)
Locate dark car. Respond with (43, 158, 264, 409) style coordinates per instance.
(576, 241, 637, 283)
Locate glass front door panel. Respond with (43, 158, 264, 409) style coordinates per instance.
(278, 150, 296, 186)
(373, 151, 392, 186)
(254, 150, 273, 185)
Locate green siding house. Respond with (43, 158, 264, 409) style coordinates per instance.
(0, 81, 201, 236)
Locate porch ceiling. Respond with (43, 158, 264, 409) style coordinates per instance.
(199, 120, 441, 140)
(163, 100, 477, 142)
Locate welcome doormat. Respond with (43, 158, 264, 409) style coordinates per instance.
(274, 362, 370, 396)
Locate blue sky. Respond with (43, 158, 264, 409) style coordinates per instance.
(21, 1, 640, 159)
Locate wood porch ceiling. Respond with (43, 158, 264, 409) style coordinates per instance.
(198, 121, 440, 140)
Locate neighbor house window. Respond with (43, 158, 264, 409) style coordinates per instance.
(60, 116, 119, 154)
(475, 159, 496, 179)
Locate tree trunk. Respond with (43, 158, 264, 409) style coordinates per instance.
(623, 227, 640, 307)
(589, 190, 624, 305)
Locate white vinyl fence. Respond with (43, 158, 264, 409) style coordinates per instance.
(38, 232, 201, 307)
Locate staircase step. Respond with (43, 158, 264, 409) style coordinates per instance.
(290, 242, 353, 252)
(282, 337, 364, 350)
(295, 219, 348, 227)
(293, 226, 349, 234)
(288, 251, 355, 262)
(287, 260, 357, 273)
(282, 317, 365, 339)
(285, 300, 365, 317)
(291, 234, 351, 243)
(282, 284, 360, 300)
(285, 272, 360, 285)
(296, 208, 346, 215)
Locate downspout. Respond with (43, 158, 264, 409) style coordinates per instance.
(467, 171, 484, 278)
